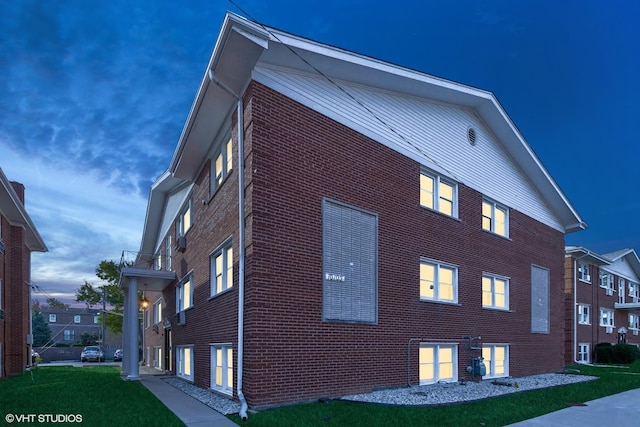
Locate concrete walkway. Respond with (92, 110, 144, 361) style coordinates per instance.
(506, 388, 640, 426)
(141, 372, 238, 426)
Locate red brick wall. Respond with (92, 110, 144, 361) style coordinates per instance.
(240, 81, 567, 407)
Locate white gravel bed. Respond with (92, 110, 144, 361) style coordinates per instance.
(340, 373, 598, 406)
(162, 377, 241, 415)
(161, 372, 598, 413)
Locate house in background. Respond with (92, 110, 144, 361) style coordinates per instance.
(119, 12, 586, 410)
(0, 167, 47, 377)
(564, 247, 640, 364)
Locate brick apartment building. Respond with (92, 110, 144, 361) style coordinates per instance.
(564, 246, 640, 364)
(119, 12, 586, 410)
(0, 167, 47, 377)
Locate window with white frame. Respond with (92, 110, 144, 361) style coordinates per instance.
(74, 315, 81, 323)
(482, 345, 509, 378)
(94, 315, 99, 324)
(49, 314, 56, 323)
(599, 308, 614, 327)
(619, 278, 625, 304)
(577, 304, 590, 325)
(63, 330, 74, 341)
(629, 282, 640, 302)
(176, 201, 192, 237)
(482, 198, 509, 237)
(629, 313, 640, 330)
(578, 343, 590, 363)
(144, 309, 150, 329)
(165, 234, 172, 271)
(420, 259, 458, 303)
(420, 171, 457, 217)
(211, 241, 233, 296)
(153, 300, 162, 324)
(419, 344, 458, 384)
(155, 252, 162, 270)
(482, 274, 509, 310)
(176, 346, 194, 381)
(153, 347, 162, 370)
(599, 272, 614, 294)
(211, 344, 233, 395)
(578, 262, 591, 282)
(212, 138, 233, 193)
(176, 275, 193, 312)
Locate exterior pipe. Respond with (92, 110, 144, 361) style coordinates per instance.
(236, 97, 248, 420)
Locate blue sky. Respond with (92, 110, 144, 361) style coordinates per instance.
(1, 1, 638, 304)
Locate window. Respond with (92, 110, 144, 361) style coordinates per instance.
(482, 198, 508, 237)
(74, 315, 81, 323)
(49, 314, 56, 323)
(154, 252, 162, 270)
(419, 344, 458, 384)
(212, 138, 233, 192)
(629, 314, 640, 330)
(94, 315, 99, 324)
(153, 300, 162, 324)
(420, 171, 457, 217)
(177, 346, 194, 381)
(211, 242, 233, 296)
(153, 347, 162, 370)
(578, 263, 591, 282)
(176, 275, 193, 312)
(63, 330, 74, 341)
(211, 345, 233, 395)
(482, 274, 509, 310)
(578, 343, 590, 363)
(629, 283, 640, 302)
(165, 235, 172, 271)
(600, 272, 614, 294)
(599, 308, 614, 327)
(144, 309, 150, 329)
(482, 345, 509, 378)
(176, 201, 192, 237)
(420, 259, 458, 303)
(578, 304, 590, 325)
(619, 278, 625, 304)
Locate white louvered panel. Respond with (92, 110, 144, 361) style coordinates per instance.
(156, 185, 193, 253)
(254, 66, 563, 231)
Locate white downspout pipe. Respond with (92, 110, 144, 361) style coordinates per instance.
(236, 97, 248, 420)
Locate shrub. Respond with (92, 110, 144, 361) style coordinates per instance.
(594, 342, 639, 364)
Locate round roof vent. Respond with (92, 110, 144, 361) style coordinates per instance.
(467, 127, 477, 145)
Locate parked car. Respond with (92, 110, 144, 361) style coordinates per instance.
(113, 349, 123, 362)
(80, 346, 104, 362)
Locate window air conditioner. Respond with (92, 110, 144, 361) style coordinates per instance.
(606, 326, 613, 334)
(634, 329, 639, 336)
(176, 236, 186, 253)
(606, 288, 613, 296)
(178, 311, 186, 325)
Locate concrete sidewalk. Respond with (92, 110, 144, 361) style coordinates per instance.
(141, 373, 239, 427)
(506, 388, 640, 426)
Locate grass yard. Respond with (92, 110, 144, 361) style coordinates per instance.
(0, 366, 183, 427)
(228, 362, 640, 426)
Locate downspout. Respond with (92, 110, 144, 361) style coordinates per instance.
(236, 97, 248, 420)
(209, 69, 248, 419)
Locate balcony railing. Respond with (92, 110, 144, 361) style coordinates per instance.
(119, 250, 171, 272)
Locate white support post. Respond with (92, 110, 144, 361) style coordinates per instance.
(126, 277, 141, 380)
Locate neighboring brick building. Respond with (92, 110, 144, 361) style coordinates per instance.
(0, 167, 47, 377)
(564, 247, 640, 364)
(120, 13, 586, 409)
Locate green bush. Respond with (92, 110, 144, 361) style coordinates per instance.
(594, 343, 639, 364)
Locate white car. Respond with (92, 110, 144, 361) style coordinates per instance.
(80, 346, 104, 362)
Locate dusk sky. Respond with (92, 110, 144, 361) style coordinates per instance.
(1, 1, 638, 304)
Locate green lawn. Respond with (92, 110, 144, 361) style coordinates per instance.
(229, 362, 640, 427)
(0, 366, 183, 427)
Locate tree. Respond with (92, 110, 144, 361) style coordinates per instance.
(78, 331, 99, 346)
(75, 260, 125, 334)
(46, 297, 69, 310)
(32, 310, 51, 347)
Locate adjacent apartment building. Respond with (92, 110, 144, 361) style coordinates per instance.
(119, 12, 586, 409)
(0, 167, 47, 377)
(564, 247, 640, 364)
